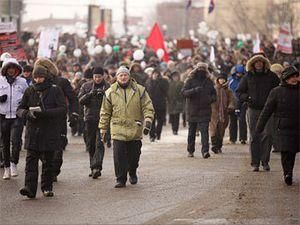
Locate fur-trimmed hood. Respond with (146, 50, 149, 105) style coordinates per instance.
(34, 58, 59, 77)
(246, 54, 271, 72)
(1, 58, 23, 77)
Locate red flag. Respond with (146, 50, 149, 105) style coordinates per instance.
(146, 23, 169, 62)
(96, 23, 105, 39)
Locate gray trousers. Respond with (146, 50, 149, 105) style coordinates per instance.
(247, 108, 273, 167)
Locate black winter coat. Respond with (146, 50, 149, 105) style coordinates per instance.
(256, 83, 299, 153)
(236, 70, 279, 110)
(17, 83, 66, 152)
(145, 77, 169, 112)
(182, 76, 216, 123)
(78, 80, 110, 122)
(53, 76, 79, 114)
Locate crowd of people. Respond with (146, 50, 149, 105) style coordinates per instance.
(0, 32, 299, 199)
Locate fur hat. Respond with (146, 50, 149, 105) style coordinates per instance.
(270, 64, 284, 74)
(246, 54, 271, 72)
(1, 58, 23, 77)
(116, 66, 130, 76)
(32, 66, 49, 78)
(281, 66, 299, 81)
(34, 58, 59, 77)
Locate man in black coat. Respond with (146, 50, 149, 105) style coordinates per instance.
(182, 63, 216, 158)
(78, 67, 110, 178)
(17, 62, 66, 198)
(236, 53, 279, 171)
(145, 69, 169, 142)
(256, 66, 299, 185)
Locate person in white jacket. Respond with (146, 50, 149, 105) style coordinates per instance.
(0, 57, 27, 179)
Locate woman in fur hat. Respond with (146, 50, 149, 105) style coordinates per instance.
(17, 61, 67, 198)
(34, 58, 79, 182)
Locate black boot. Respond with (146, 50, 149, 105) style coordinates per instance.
(20, 187, 35, 199)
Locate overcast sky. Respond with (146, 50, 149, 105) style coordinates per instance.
(23, 0, 179, 22)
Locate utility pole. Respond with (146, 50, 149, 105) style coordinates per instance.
(8, 0, 12, 21)
(123, 0, 128, 34)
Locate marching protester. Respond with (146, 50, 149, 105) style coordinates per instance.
(210, 74, 235, 154)
(129, 63, 148, 86)
(228, 65, 248, 144)
(0, 58, 27, 179)
(167, 71, 184, 135)
(145, 69, 169, 142)
(30, 58, 79, 182)
(256, 66, 299, 185)
(236, 53, 280, 171)
(182, 63, 216, 158)
(22, 65, 33, 86)
(78, 67, 110, 179)
(99, 66, 154, 188)
(17, 60, 66, 198)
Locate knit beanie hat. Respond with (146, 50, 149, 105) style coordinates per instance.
(93, 66, 104, 75)
(116, 66, 130, 76)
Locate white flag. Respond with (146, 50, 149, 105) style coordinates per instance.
(277, 23, 293, 54)
(253, 33, 260, 53)
(37, 29, 60, 58)
(209, 45, 215, 63)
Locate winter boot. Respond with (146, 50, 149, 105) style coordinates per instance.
(3, 167, 11, 180)
(10, 162, 18, 177)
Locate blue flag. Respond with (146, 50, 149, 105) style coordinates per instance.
(208, 0, 215, 14)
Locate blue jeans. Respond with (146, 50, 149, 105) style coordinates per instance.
(187, 122, 209, 154)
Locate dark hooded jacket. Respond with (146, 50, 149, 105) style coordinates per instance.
(78, 80, 110, 121)
(236, 54, 280, 110)
(182, 68, 216, 122)
(17, 78, 67, 152)
(130, 63, 148, 86)
(256, 82, 299, 153)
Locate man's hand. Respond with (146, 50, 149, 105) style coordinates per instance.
(96, 89, 105, 98)
(0, 94, 7, 103)
(143, 121, 152, 135)
(100, 130, 107, 142)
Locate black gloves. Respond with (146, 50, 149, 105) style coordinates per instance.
(26, 106, 42, 120)
(0, 94, 7, 103)
(143, 121, 152, 135)
(69, 112, 79, 127)
(95, 89, 105, 98)
(89, 89, 104, 98)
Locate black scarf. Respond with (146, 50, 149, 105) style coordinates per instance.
(33, 79, 52, 92)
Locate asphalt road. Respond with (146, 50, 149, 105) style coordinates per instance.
(0, 126, 299, 225)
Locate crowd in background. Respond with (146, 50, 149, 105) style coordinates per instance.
(0, 31, 299, 198)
